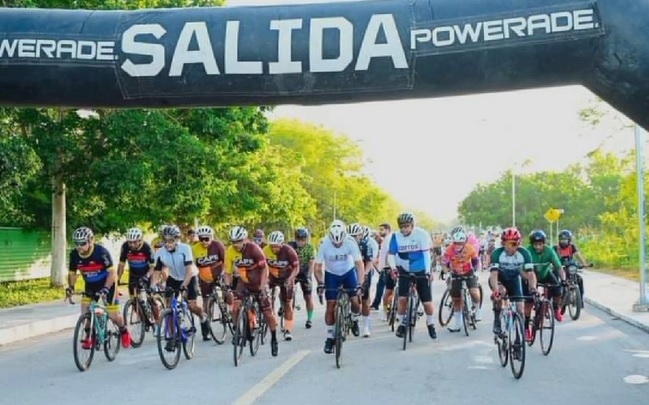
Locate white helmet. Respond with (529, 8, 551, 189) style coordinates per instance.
(268, 231, 285, 245)
(229, 226, 248, 242)
(126, 227, 143, 242)
(347, 223, 363, 237)
(73, 227, 94, 243)
(452, 231, 467, 243)
(329, 220, 347, 244)
(196, 226, 214, 238)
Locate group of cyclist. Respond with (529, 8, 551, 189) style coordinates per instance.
(66, 211, 590, 360)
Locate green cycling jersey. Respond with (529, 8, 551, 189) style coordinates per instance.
(526, 244, 562, 280)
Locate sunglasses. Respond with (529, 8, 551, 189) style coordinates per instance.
(504, 241, 518, 248)
(199, 236, 210, 242)
(74, 240, 88, 247)
(164, 237, 177, 243)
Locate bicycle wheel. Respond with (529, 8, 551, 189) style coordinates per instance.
(103, 317, 121, 361)
(335, 301, 345, 368)
(388, 293, 398, 331)
(527, 302, 539, 347)
(233, 308, 246, 367)
(568, 286, 581, 320)
(509, 312, 526, 379)
(438, 289, 454, 327)
(461, 301, 470, 337)
(123, 299, 145, 348)
(72, 313, 95, 372)
(207, 297, 226, 345)
(181, 310, 196, 360)
(403, 296, 412, 350)
(250, 302, 262, 356)
(539, 299, 555, 356)
(496, 313, 508, 367)
(156, 308, 181, 370)
(279, 300, 286, 333)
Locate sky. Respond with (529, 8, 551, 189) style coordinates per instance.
(226, 0, 641, 224)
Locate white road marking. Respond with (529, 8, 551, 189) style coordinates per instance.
(623, 375, 649, 384)
(576, 335, 598, 341)
(233, 350, 310, 405)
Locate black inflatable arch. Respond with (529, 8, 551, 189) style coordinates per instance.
(0, 0, 647, 129)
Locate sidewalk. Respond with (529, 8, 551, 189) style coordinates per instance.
(1, 270, 648, 346)
(581, 269, 649, 333)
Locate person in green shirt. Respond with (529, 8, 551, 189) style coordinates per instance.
(524, 229, 567, 338)
(288, 227, 316, 329)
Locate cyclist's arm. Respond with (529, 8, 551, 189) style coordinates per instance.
(117, 242, 128, 283)
(520, 248, 537, 290)
(351, 240, 365, 284)
(288, 248, 300, 282)
(574, 245, 589, 266)
(386, 233, 398, 271)
(548, 248, 566, 281)
(68, 250, 79, 290)
(181, 245, 195, 289)
(314, 246, 325, 284)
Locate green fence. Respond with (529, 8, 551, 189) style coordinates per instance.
(0, 227, 52, 282)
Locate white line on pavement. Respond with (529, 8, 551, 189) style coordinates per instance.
(233, 349, 311, 405)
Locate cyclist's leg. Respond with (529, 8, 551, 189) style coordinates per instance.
(521, 278, 533, 331)
(382, 269, 396, 320)
(395, 269, 410, 337)
(256, 287, 279, 356)
(280, 280, 296, 338)
(448, 276, 463, 332)
(342, 268, 361, 336)
(186, 276, 207, 322)
(361, 269, 372, 336)
(467, 274, 482, 319)
(489, 272, 506, 334)
(198, 279, 212, 339)
(323, 271, 343, 353)
(415, 272, 437, 338)
(103, 283, 132, 348)
(371, 269, 385, 309)
(296, 273, 314, 327)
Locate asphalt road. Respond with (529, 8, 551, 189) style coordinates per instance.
(1, 272, 647, 405)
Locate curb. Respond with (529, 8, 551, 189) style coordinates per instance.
(585, 297, 649, 334)
(0, 314, 77, 346)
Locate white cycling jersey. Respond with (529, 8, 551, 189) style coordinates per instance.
(315, 236, 362, 276)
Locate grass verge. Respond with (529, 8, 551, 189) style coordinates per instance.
(593, 266, 641, 282)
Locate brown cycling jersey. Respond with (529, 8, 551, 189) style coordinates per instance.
(235, 242, 267, 292)
(265, 244, 299, 281)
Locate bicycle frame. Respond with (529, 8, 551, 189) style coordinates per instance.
(163, 290, 191, 344)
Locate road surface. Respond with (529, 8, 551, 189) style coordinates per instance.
(1, 273, 647, 404)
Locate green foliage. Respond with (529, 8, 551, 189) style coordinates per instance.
(458, 148, 647, 269)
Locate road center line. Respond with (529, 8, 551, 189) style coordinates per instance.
(233, 349, 311, 405)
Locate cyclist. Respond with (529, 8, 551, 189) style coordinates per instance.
(67, 227, 132, 349)
(387, 212, 437, 340)
(151, 225, 167, 253)
(224, 226, 279, 357)
(525, 230, 566, 338)
(370, 226, 387, 311)
(253, 229, 267, 248)
(117, 227, 155, 297)
(314, 220, 364, 354)
(288, 227, 316, 329)
(186, 228, 199, 246)
(443, 230, 482, 332)
(488, 227, 537, 335)
(153, 225, 210, 352)
(192, 225, 226, 341)
(264, 231, 300, 341)
(348, 223, 379, 337)
(553, 229, 589, 307)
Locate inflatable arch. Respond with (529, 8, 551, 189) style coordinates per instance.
(0, 0, 647, 129)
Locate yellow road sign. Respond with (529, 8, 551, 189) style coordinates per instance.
(544, 208, 563, 222)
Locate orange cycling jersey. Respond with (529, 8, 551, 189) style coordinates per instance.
(444, 243, 478, 276)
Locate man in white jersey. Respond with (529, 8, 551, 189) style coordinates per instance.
(150, 225, 209, 352)
(315, 220, 365, 354)
(387, 212, 438, 340)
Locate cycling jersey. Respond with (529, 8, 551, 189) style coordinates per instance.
(192, 240, 226, 283)
(118, 241, 154, 277)
(69, 244, 114, 283)
(154, 242, 195, 281)
(263, 244, 299, 280)
(388, 227, 432, 273)
(224, 243, 267, 289)
(359, 236, 379, 264)
(553, 244, 578, 262)
(315, 236, 362, 276)
(444, 243, 478, 276)
(489, 246, 533, 281)
(527, 245, 562, 279)
(288, 241, 315, 274)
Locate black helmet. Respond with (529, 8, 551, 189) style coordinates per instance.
(558, 229, 573, 247)
(295, 227, 309, 239)
(529, 229, 547, 244)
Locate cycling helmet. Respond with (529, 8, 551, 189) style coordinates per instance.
(501, 227, 522, 244)
(452, 231, 467, 243)
(72, 227, 94, 243)
(196, 226, 214, 238)
(558, 229, 573, 247)
(397, 212, 415, 225)
(163, 225, 181, 239)
(158, 224, 169, 234)
(295, 227, 309, 239)
(362, 226, 370, 240)
(451, 226, 466, 235)
(347, 223, 363, 237)
(126, 227, 143, 242)
(329, 220, 347, 244)
(529, 230, 547, 244)
(268, 231, 285, 245)
(229, 226, 248, 242)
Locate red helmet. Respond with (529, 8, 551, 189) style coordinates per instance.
(501, 227, 522, 244)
